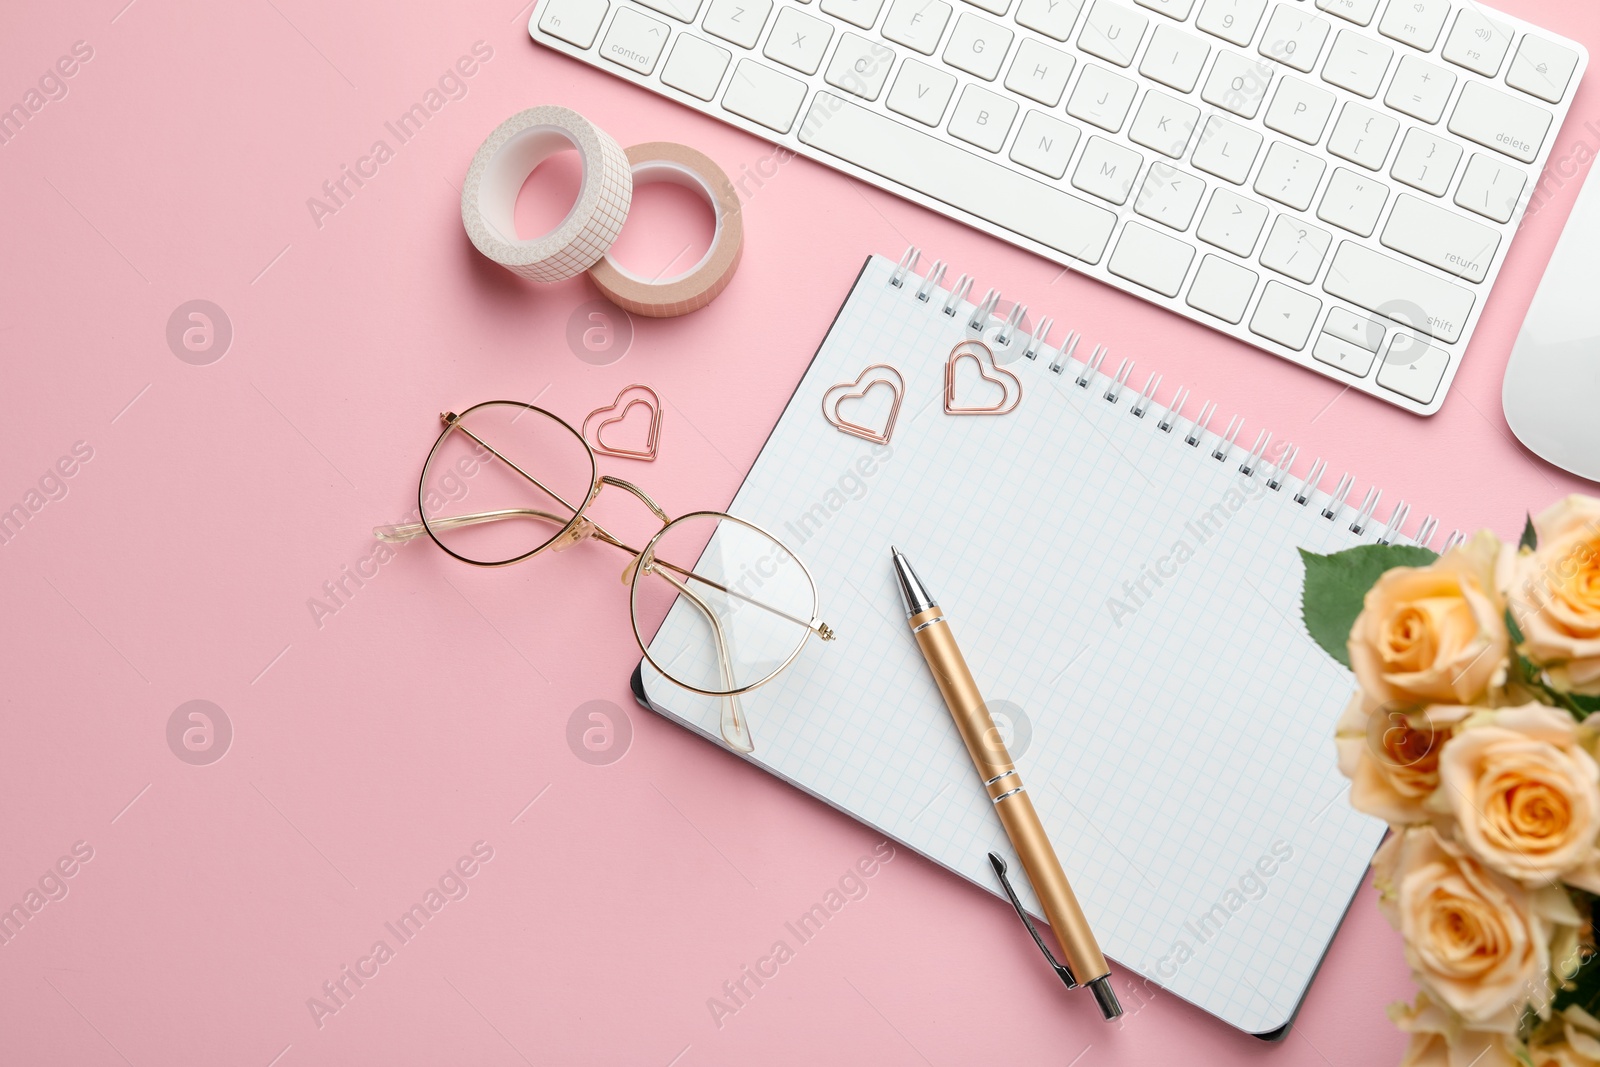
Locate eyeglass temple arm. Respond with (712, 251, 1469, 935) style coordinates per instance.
(654, 567, 753, 754)
(374, 507, 571, 544)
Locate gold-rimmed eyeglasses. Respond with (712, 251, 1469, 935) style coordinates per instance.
(374, 400, 834, 753)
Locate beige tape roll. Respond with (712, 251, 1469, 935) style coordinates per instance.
(461, 106, 633, 283)
(588, 142, 743, 318)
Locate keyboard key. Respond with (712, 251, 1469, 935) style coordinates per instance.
(1313, 333, 1376, 376)
(601, 7, 671, 72)
(1250, 280, 1322, 349)
(949, 84, 1019, 150)
(1010, 110, 1083, 177)
(1454, 153, 1524, 224)
(1015, 0, 1084, 41)
(1196, 0, 1267, 48)
(798, 93, 1120, 261)
(1376, 332, 1449, 403)
(1191, 115, 1262, 183)
(1317, 167, 1388, 236)
(1067, 65, 1139, 130)
(1260, 214, 1332, 282)
(966, 0, 1013, 14)
(1202, 50, 1274, 119)
(1140, 24, 1211, 92)
(1315, 0, 1380, 27)
(1073, 135, 1143, 204)
(1328, 102, 1398, 169)
(1136, 0, 1195, 17)
(1264, 77, 1335, 143)
(822, 0, 887, 26)
(1322, 30, 1392, 97)
(1448, 81, 1552, 164)
(1254, 141, 1325, 210)
(1258, 6, 1329, 72)
(1110, 221, 1196, 296)
(1135, 162, 1206, 229)
(1377, 0, 1448, 52)
(1390, 127, 1460, 195)
(722, 58, 809, 130)
(1079, 0, 1149, 67)
(1384, 55, 1455, 123)
(764, 7, 833, 73)
(1324, 306, 1385, 349)
(703, 0, 773, 47)
(1323, 241, 1474, 342)
(1005, 38, 1077, 105)
(1442, 10, 1513, 77)
(661, 34, 731, 98)
(1129, 90, 1200, 157)
(538, 0, 610, 48)
(886, 58, 957, 124)
(826, 33, 895, 99)
(1197, 187, 1269, 254)
(882, 0, 953, 52)
(1187, 254, 1258, 322)
(944, 13, 1014, 79)
(633, 0, 703, 22)
(1507, 36, 1580, 105)
(1381, 193, 1500, 283)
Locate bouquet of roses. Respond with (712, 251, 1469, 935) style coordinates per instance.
(1300, 495, 1600, 1067)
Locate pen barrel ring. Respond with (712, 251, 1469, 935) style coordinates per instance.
(909, 607, 1110, 985)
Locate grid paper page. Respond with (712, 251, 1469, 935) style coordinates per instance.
(640, 255, 1389, 1033)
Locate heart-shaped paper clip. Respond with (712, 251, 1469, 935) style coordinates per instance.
(944, 340, 1023, 416)
(821, 364, 905, 445)
(583, 384, 663, 460)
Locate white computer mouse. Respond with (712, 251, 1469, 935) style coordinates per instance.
(1503, 167, 1600, 483)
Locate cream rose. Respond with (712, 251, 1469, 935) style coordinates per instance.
(1373, 825, 1575, 1027)
(1349, 531, 1510, 707)
(1531, 1006, 1600, 1067)
(1507, 496, 1600, 696)
(1434, 704, 1600, 891)
(1336, 696, 1471, 825)
(1391, 990, 1524, 1067)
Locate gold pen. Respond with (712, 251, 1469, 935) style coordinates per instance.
(891, 547, 1122, 1020)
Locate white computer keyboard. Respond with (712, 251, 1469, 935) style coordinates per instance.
(531, 0, 1585, 414)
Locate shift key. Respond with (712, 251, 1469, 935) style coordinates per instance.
(1323, 241, 1475, 343)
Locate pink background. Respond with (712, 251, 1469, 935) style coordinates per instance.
(2, 0, 1597, 1063)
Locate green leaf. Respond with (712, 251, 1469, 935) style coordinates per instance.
(1506, 607, 1526, 648)
(1520, 513, 1539, 552)
(1299, 544, 1439, 669)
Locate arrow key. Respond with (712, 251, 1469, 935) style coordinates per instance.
(1250, 279, 1322, 350)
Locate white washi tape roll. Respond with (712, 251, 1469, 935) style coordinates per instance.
(588, 142, 744, 319)
(460, 106, 632, 283)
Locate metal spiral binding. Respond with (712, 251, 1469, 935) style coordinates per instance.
(1377, 502, 1410, 544)
(1239, 430, 1271, 475)
(1075, 344, 1108, 387)
(1131, 372, 1161, 418)
(1349, 487, 1382, 535)
(1105, 359, 1134, 403)
(891, 247, 919, 287)
(1186, 400, 1217, 447)
(1294, 458, 1328, 505)
(1213, 415, 1244, 461)
(969, 288, 1002, 331)
(1049, 332, 1080, 374)
(1322, 473, 1355, 519)
(1441, 529, 1465, 553)
(1022, 317, 1054, 360)
(995, 303, 1027, 348)
(888, 244, 1427, 555)
(1158, 386, 1190, 433)
(943, 274, 973, 316)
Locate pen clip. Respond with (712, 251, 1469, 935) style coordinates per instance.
(987, 852, 1077, 990)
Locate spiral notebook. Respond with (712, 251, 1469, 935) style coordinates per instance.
(634, 249, 1428, 1034)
